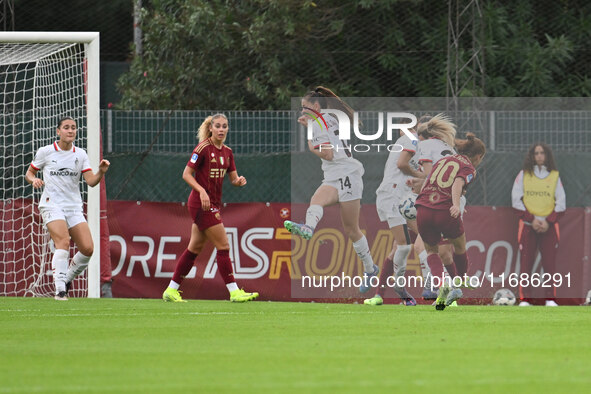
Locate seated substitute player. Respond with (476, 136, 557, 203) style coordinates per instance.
(284, 86, 378, 293)
(162, 114, 258, 303)
(415, 132, 486, 310)
(511, 142, 565, 307)
(25, 116, 110, 300)
(364, 118, 432, 306)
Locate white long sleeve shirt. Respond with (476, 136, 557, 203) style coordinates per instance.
(511, 165, 566, 222)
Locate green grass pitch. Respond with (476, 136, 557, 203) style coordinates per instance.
(1, 298, 590, 393)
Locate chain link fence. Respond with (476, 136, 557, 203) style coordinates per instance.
(103, 109, 591, 206)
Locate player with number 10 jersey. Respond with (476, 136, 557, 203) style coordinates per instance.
(415, 132, 486, 310)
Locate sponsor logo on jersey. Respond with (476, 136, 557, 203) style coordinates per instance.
(525, 190, 551, 197)
(50, 168, 79, 177)
(190, 153, 198, 163)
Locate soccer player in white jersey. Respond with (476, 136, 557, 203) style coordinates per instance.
(284, 86, 378, 292)
(364, 118, 430, 306)
(25, 117, 110, 300)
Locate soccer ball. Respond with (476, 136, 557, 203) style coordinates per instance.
(398, 193, 418, 220)
(492, 288, 516, 306)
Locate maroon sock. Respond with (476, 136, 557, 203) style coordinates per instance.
(445, 262, 458, 277)
(216, 249, 235, 285)
(427, 253, 445, 283)
(172, 249, 198, 284)
(453, 252, 469, 277)
(377, 257, 394, 297)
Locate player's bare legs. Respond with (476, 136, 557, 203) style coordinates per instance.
(310, 185, 339, 207)
(187, 223, 207, 255)
(69, 222, 93, 256)
(338, 199, 362, 241)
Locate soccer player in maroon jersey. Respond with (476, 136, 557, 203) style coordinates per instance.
(415, 132, 486, 310)
(162, 114, 258, 303)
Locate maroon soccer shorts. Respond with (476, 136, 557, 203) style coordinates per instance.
(189, 205, 223, 231)
(416, 205, 464, 246)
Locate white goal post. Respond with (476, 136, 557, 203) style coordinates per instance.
(0, 32, 101, 298)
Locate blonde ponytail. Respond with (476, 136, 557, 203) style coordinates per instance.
(423, 113, 456, 147)
(197, 113, 227, 142)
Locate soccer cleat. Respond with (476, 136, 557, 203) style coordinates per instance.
(65, 281, 72, 296)
(402, 296, 417, 306)
(363, 294, 383, 306)
(162, 287, 187, 303)
(545, 300, 558, 307)
(284, 220, 313, 240)
(393, 287, 417, 306)
(421, 288, 438, 300)
(435, 285, 451, 310)
(230, 289, 259, 303)
(54, 291, 68, 301)
(445, 288, 463, 306)
(449, 301, 459, 307)
(519, 301, 531, 307)
(359, 264, 379, 293)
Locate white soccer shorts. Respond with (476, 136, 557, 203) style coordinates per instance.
(40, 206, 87, 229)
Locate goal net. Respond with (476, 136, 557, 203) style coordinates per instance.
(0, 32, 100, 298)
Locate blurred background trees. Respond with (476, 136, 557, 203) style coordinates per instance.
(11, 0, 591, 109)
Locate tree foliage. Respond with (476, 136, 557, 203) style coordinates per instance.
(117, 0, 591, 110)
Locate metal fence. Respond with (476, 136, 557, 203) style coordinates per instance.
(101, 109, 591, 205)
(102, 110, 295, 155)
(102, 109, 591, 154)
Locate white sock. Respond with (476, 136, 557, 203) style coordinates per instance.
(226, 282, 239, 292)
(393, 244, 412, 278)
(66, 252, 91, 283)
(353, 235, 375, 273)
(305, 205, 323, 229)
(419, 251, 429, 276)
(419, 250, 433, 289)
(52, 249, 69, 293)
(168, 280, 180, 290)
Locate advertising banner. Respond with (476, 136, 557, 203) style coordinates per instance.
(108, 201, 590, 304)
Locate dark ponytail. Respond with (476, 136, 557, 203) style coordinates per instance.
(455, 132, 486, 159)
(303, 86, 355, 124)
